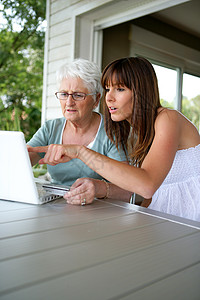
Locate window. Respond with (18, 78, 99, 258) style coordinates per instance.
(152, 63, 200, 131)
(182, 73, 200, 131)
(153, 64, 177, 109)
(130, 25, 200, 129)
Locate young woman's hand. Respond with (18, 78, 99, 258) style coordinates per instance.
(28, 144, 82, 166)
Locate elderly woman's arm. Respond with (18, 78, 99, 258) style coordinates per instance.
(63, 177, 132, 205)
(27, 145, 41, 166)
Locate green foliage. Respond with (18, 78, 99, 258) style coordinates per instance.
(32, 163, 47, 178)
(160, 98, 174, 109)
(182, 95, 200, 131)
(0, 0, 46, 141)
(161, 95, 200, 131)
(0, 105, 21, 131)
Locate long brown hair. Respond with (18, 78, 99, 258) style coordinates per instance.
(101, 57, 161, 167)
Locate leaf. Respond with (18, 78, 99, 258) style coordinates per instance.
(0, 0, 46, 140)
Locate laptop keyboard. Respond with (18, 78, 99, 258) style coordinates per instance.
(36, 183, 61, 203)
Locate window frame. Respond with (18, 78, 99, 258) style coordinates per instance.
(130, 25, 200, 112)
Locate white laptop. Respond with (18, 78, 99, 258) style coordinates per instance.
(0, 130, 70, 205)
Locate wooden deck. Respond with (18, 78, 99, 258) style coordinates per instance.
(0, 198, 200, 299)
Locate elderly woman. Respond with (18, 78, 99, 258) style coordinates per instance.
(28, 58, 132, 205)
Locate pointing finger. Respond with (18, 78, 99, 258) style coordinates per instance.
(28, 146, 49, 153)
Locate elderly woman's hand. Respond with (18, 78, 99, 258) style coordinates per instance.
(64, 178, 96, 206)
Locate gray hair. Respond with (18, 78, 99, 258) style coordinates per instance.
(56, 58, 103, 98)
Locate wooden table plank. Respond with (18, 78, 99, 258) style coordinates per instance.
(0, 205, 137, 239)
(0, 221, 199, 295)
(0, 199, 110, 223)
(120, 263, 200, 300)
(0, 213, 164, 260)
(0, 199, 199, 299)
(0, 232, 199, 299)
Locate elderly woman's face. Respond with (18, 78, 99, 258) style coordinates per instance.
(59, 77, 96, 123)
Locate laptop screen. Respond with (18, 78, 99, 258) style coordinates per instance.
(0, 130, 41, 204)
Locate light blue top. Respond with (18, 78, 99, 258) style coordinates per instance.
(28, 113, 127, 186)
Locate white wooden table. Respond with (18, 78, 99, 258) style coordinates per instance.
(0, 198, 200, 300)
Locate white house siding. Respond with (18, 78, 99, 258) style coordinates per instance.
(42, 0, 112, 121)
(43, 0, 189, 122)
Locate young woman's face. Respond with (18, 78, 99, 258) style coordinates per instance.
(105, 83, 133, 123)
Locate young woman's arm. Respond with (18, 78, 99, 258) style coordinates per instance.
(78, 109, 180, 198)
(28, 110, 180, 198)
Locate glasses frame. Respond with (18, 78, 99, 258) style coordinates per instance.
(55, 91, 97, 101)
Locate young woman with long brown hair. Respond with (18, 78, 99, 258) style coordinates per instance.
(28, 57, 200, 221)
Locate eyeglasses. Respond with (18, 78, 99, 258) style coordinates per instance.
(55, 92, 96, 101)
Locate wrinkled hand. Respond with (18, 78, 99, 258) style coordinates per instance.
(64, 178, 95, 205)
(28, 144, 81, 165)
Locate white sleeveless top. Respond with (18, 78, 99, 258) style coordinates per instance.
(149, 144, 200, 222)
